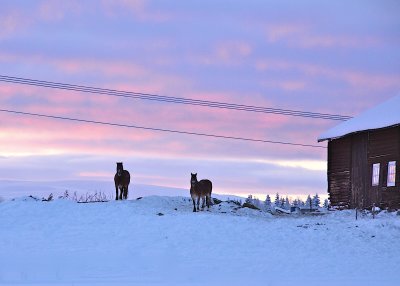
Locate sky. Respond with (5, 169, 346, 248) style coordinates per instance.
(0, 0, 399, 200)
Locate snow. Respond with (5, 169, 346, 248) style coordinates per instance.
(0, 180, 244, 202)
(0, 195, 399, 286)
(318, 94, 400, 142)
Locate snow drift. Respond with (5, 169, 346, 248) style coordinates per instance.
(0, 195, 399, 286)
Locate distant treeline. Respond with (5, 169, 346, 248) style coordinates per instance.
(245, 193, 329, 211)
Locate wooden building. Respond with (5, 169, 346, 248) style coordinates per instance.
(318, 96, 400, 209)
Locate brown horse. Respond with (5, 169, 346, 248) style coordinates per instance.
(190, 173, 212, 212)
(114, 162, 131, 200)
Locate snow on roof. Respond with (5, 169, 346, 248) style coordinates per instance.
(318, 95, 400, 142)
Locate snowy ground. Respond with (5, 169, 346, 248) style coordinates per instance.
(0, 195, 399, 286)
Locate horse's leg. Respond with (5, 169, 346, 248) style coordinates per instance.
(196, 196, 201, 211)
(115, 185, 119, 200)
(201, 196, 205, 209)
(119, 187, 123, 200)
(192, 198, 196, 212)
(125, 186, 129, 200)
(123, 186, 128, 200)
(206, 195, 210, 209)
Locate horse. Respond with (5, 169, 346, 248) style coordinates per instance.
(190, 173, 212, 212)
(114, 162, 131, 200)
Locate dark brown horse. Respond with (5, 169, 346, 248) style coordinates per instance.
(190, 173, 212, 212)
(114, 162, 131, 200)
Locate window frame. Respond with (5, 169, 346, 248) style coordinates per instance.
(372, 163, 380, 186)
(387, 161, 396, 187)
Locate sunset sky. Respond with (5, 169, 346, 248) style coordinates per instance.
(1, 0, 399, 199)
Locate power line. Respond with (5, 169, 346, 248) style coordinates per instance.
(0, 75, 352, 121)
(0, 108, 327, 149)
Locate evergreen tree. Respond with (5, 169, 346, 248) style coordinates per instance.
(264, 195, 272, 211)
(312, 193, 320, 208)
(305, 195, 312, 209)
(280, 197, 285, 208)
(253, 197, 261, 209)
(274, 193, 280, 207)
(323, 199, 329, 209)
(284, 197, 291, 209)
(245, 195, 253, 204)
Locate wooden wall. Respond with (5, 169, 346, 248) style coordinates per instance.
(327, 137, 352, 208)
(327, 125, 400, 209)
(351, 133, 368, 208)
(368, 126, 400, 208)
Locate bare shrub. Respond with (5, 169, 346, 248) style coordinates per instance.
(57, 190, 111, 203)
(76, 191, 111, 203)
(42, 193, 53, 202)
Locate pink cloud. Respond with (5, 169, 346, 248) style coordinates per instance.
(0, 1, 84, 39)
(100, 0, 172, 22)
(215, 41, 252, 61)
(38, 0, 83, 21)
(265, 23, 381, 49)
(265, 24, 307, 43)
(256, 58, 400, 90)
(0, 10, 30, 39)
(189, 41, 253, 66)
(50, 58, 148, 78)
(0, 85, 315, 162)
(261, 79, 307, 91)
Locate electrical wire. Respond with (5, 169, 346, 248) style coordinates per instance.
(0, 108, 327, 149)
(0, 75, 352, 121)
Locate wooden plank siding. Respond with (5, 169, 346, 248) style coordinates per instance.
(328, 137, 352, 208)
(351, 133, 368, 208)
(327, 125, 400, 209)
(368, 127, 400, 209)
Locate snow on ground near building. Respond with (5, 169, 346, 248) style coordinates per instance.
(0, 196, 399, 286)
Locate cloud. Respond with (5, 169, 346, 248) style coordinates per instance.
(0, 1, 84, 39)
(265, 23, 307, 43)
(100, 0, 172, 22)
(0, 10, 30, 39)
(215, 41, 252, 61)
(38, 0, 83, 21)
(255, 58, 400, 90)
(265, 22, 381, 49)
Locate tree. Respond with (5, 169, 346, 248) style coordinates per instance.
(253, 197, 262, 209)
(264, 195, 272, 211)
(323, 199, 329, 209)
(274, 193, 280, 207)
(280, 198, 285, 208)
(284, 197, 291, 209)
(245, 195, 253, 204)
(312, 194, 320, 208)
(305, 195, 312, 209)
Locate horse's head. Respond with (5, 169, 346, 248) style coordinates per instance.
(190, 173, 198, 188)
(116, 162, 124, 176)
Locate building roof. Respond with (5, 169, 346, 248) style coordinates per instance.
(318, 95, 400, 142)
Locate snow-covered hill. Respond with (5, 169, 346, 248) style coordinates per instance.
(0, 195, 399, 285)
(0, 180, 245, 201)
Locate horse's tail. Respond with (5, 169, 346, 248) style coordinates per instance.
(204, 180, 212, 196)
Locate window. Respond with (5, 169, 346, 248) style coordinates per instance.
(372, 163, 380, 186)
(387, 161, 396, 187)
